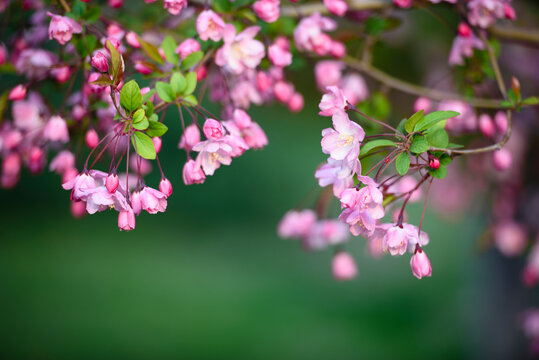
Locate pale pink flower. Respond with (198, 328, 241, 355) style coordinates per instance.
(315, 61, 344, 90)
(273, 81, 294, 103)
(47, 12, 82, 45)
(321, 110, 364, 161)
(242, 122, 268, 149)
(139, 186, 167, 214)
(49, 151, 74, 175)
(193, 139, 233, 175)
(449, 34, 485, 66)
(341, 73, 369, 105)
(43, 115, 69, 143)
(9, 85, 27, 101)
(306, 219, 350, 250)
(196, 10, 226, 42)
(278, 209, 317, 239)
(493, 148, 512, 171)
(12, 99, 42, 131)
(253, 0, 280, 23)
(410, 249, 432, 279)
(339, 178, 385, 236)
(467, 0, 505, 29)
(387, 175, 422, 202)
(383, 226, 409, 256)
(330, 41, 346, 58)
(118, 208, 135, 231)
(324, 0, 348, 17)
(183, 159, 206, 185)
(494, 111, 507, 134)
(83, 186, 128, 214)
(332, 252, 358, 281)
(215, 25, 265, 74)
(268, 37, 292, 68)
(478, 113, 495, 137)
(176, 38, 200, 60)
(179, 123, 201, 151)
(413, 97, 432, 113)
(15, 49, 57, 80)
(428, 0, 457, 3)
(288, 93, 304, 113)
(437, 100, 477, 132)
(232, 109, 252, 130)
(294, 12, 336, 55)
(494, 221, 527, 256)
(63, 171, 98, 200)
(315, 157, 360, 197)
(319, 85, 347, 116)
(163, 0, 187, 15)
(125, 31, 140, 48)
(51, 66, 70, 83)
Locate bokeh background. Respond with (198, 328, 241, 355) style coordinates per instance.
(1, 2, 539, 359)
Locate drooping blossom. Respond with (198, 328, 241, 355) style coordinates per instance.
(319, 85, 347, 116)
(46, 12, 82, 45)
(49, 150, 75, 174)
(324, 0, 348, 17)
(332, 252, 358, 281)
(467, 0, 505, 29)
(139, 186, 168, 214)
(315, 157, 360, 197)
(321, 110, 364, 161)
(493, 148, 512, 171)
(192, 139, 234, 176)
(253, 0, 280, 23)
(118, 208, 135, 231)
(179, 123, 201, 152)
(306, 219, 350, 250)
(294, 12, 336, 56)
(410, 249, 432, 279)
(215, 25, 265, 74)
(183, 159, 206, 185)
(268, 37, 292, 68)
(278, 209, 317, 239)
(437, 100, 476, 132)
(196, 10, 226, 42)
(448, 34, 485, 66)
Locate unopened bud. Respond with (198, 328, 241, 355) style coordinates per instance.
(159, 178, 173, 197)
(106, 173, 119, 193)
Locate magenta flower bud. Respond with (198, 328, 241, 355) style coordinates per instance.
(70, 201, 87, 219)
(196, 65, 207, 81)
(323, 0, 348, 17)
(108, 0, 123, 8)
(233, 109, 252, 130)
(46, 12, 82, 45)
(410, 248, 432, 279)
(256, 71, 272, 93)
(494, 111, 508, 134)
(288, 93, 304, 113)
(43, 115, 69, 143)
(253, 0, 280, 23)
(429, 157, 440, 170)
(413, 97, 432, 113)
(3, 152, 21, 178)
(85, 129, 99, 149)
(393, 0, 412, 8)
(28, 146, 44, 174)
(159, 178, 173, 197)
(0, 45, 7, 65)
(106, 173, 119, 194)
(183, 159, 206, 185)
(118, 208, 136, 231)
(478, 114, 495, 138)
(9, 85, 27, 101)
(458, 22, 471, 37)
(51, 66, 71, 83)
(203, 119, 224, 140)
(91, 51, 109, 72)
(273, 81, 294, 103)
(135, 62, 153, 75)
(504, 4, 516, 20)
(152, 137, 162, 154)
(176, 38, 201, 60)
(332, 252, 358, 281)
(131, 190, 142, 215)
(493, 149, 512, 171)
(126, 31, 140, 48)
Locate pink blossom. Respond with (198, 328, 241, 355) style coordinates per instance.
(294, 12, 336, 55)
(139, 186, 167, 214)
(2, 153, 21, 185)
(288, 93, 304, 113)
(387, 176, 422, 202)
(268, 37, 292, 67)
(131, 190, 142, 215)
(15, 49, 57, 80)
(215, 25, 265, 74)
(83, 186, 129, 214)
(163, 0, 187, 15)
(43, 115, 69, 143)
(315, 61, 343, 90)
(253, 0, 280, 23)
(183, 159, 206, 185)
(203, 119, 224, 140)
(278, 209, 317, 239)
(437, 100, 476, 132)
(179, 123, 201, 152)
(321, 110, 364, 161)
(135, 62, 152, 75)
(494, 111, 507, 134)
(306, 219, 350, 249)
(273, 81, 294, 103)
(153, 137, 162, 154)
(410, 249, 432, 279)
(339, 179, 385, 236)
(503, 3, 516, 20)
(493, 148, 512, 171)
(330, 41, 346, 58)
(341, 73, 369, 105)
(159, 178, 173, 197)
(91, 51, 109, 72)
(233, 109, 252, 130)
(494, 221, 527, 256)
(85, 129, 99, 148)
(196, 10, 225, 42)
(9, 85, 27, 101)
(242, 121, 268, 149)
(467, 0, 505, 29)
(478, 113, 495, 137)
(63, 171, 98, 200)
(413, 97, 432, 113)
(126, 31, 140, 48)
(448, 34, 485, 66)
(315, 157, 360, 197)
(49, 151, 75, 174)
(319, 85, 347, 116)
(323, 0, 348, 17)
(193, 139, 233, 175)
(51, 66, 70, 83)
(393, 0, 412, 8)
(47, 12, 82, 45)
(70, 201, 87, 218)
(0, 45, 6, 65)
(118, 208, 135, 231)
(12, 99, 42, 131)
(383, 226, 409, 256)
(332, 252, 358, 281)
(176, 38, 200, 60)
(106, 173, 119, 193)
(108, 0, 123, 8)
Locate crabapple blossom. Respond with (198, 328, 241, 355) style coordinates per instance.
(118, 208, 135, 231)
(9, 85, 27, 101)
(163, 0, 187, 15)
(46, 12, 82, 45)
(139, 186, 167, 214)
(449, 34, 485, 66)
(179, 123, 201, 152)
(253, 0, 280, 23)
(106, 173, 119, 194)
(268, 37, 292, 68)
(321, 110, 364, 162)
(215, 25, 265, 74)
(319, 86, 347, 116)
(467, 0, 505, 29)
(159, 178, 173, 197)
(324, 0, 348, 17)
(278, 210, 317, 239)
(294, 12, 336, 56)
(43, 116, 69, 143)
(410, 249, 432, 279)
(49, 151, 75, 174)
(176, 39, 200, 60)
(493, 149, 512, 171)
(196, 10, 225, 42)
(332, 252, 358, 281)
(315, 158, 360, 197)
(183, 159, 206, 185)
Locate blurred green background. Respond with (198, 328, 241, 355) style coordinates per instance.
(2, 2, 539, 359)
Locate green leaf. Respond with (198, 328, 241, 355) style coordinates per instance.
(523, 96, 539, 106)
(395, 152, 410, 176)
(71, 1, 86, 17)
(182, 95, 198, 106)
(142, 89, 156, 104)
(405, 110, 424, 134)
(181, 51, 204, 70)
(183, 72, 197, 96)
(162, 35, 180, 65)
(396, 118, 407, 135)
(131, 132, 156, 160)
(90, 74, 112, 86)
(155, 81, 175, 103)
(133, 117, 149, 131)
(426, 128, 449, 148)
(83, 6, 101, 23)
(414, 111, 460, 132)
(170, 72, 186, 95)
(365, 17, 385, 36)
(138, 37, 165, 65)
(145, 100, 154, 117)
(120, 80, 142, 113)
(439, 154, 452, 166)
(409, 135, 429, 154)
(500, 100, 513, 108)
(149, 113, 159, 122)
(359, 139, 398, 156)
(132, 108, 145, 123)
(146, 120, 168, 138)
(429, 165, 447, 179)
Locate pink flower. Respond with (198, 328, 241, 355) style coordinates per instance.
(91, 51, 109, 72)
(448, 34, 485, 66)
(9, 85, 27, 101)
(278, 209, 317, 239)
(503, 3, 516, 20)
(196, 10, 226, 42)
(306, 219, 350, 249)
(294, 12, 336, 55)
(330, 41, 346, 58)
(118, 208, 135, 231)
(135, 62, 152, 75)
(51, 66, 71, 83)
(341, 73, 369, 105)
(410, 249, 432, 279)
(437, 100, 476, 133)
(139, 186, 167, 214)
(193, 139, 233, 175)
(383, 226, 409, 256)
(268, 37, 292, 67)
(47, 12, 82, 45)
(288, 93, 304, 113)
(414, 97, 432, 113)
(319, 85, 347, 116)
(242, 121, 268, 149)
(43, 115, 69, 143)
(49, 150, 75, 174)
(179, 123, 201, 151)
(164, 0, 187, 15)
(70, 201, 87, 218)
(126, 31, 140, 48)
(12, 100, 42, 131)
(203, 119, 224, 140)
(332, 252, 358, 281)
(253, 0, 280, 23)
(233, 109, 252, 130)
(215, 25, 265, 74)
(321, 110, 364, 161)
(2, 153, 21, 189)
(85, 129, 99, 148)
(273, 81, 294, 103)
(493, 148, 512, 171)
(478, 113, 495, 137)
(108, 0, 123, 8)
(324, 0, 348, 17)
(176, 38, 200, 60)
(494, 221, 527, 256)
(159, 178, 173, 197)
(467, 0, 505, 29)
(393, 0, 412, 8)
(315, 61, 344, 90)
(183, 159, 206, 185)
(339, 178, 385, 236)
(315, 157, 360, 197)
(494, 111, 507, 134)
(63, 171, 97, 200)
(106, 173, 119, 193)
(153, 137, 162, 153)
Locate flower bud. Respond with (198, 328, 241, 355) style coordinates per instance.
(332, 252, 358, 281)
(85, 129, 99, 149)
(413, 97, 432, 113)
(478, 114, 495, 138)
(410, 248, 432, 279)
(273, 81, 294, 103)
(106, 173, 119, 193)
(511, 76, 521, 101)
(125, 31, 140, 48)
(179, 123, 201, 152)
(288, 93, 304, 113)
(118, 208, 136, 231)
(91, 51, 109, 72)
(183, 159, 206, 185)
(494, 111, 508, 134)
(51, 66, 71, 83)
(108, 0, 123, 8)
(504, 4, 516, 20)
(28, 146, 44, 174)
(324, 0, 348, 17)
(9, 85, 27, 101)
(135, 62, 153, 75)
(196, 65, 207, 81)
(253, 0, 280, 23)
(393, 0, 412, 9)
(330, 41, 346, 59)
(131, 190, 142, 215)
(203, 119, 224, 140)
(152, 137, 162, 154)
(62, 167, 79, 184)
(458, 22, 471, 37)
(159, 178, 173, 197)
(233, 109, 252, 130)
(493, 149, 512, 171)
(429, 157, 440, 170)
(70, 201, 87, 218)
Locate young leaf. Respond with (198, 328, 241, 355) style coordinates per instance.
(405, 109, 423, 134)
(131, 131, 156, 160)
(429, 165, 447, 179)
(120, 80, 142, 113)
(132, 108, 145, 123)
(183, 72, 197, 96)
(396, 152, 410, 176)
(409, 135, 429, 154)
(426, 128, 449, 148)
(182, 95, 198, 106)
(414, 111, 460, 132)
(138, 37, 165, 65)
(523, 96, 539, 106)
(155, 81, 175, 103)
(181, 51, 204, 70)
(170, 72, 186, 95)
(146, 120, 168, 138)
(162, 35, 180, 65)
(145, 100, 154, 117)
(90, 74, 113, 86)
(359, 139, 397, 156)
(132, 117, 149, 130)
